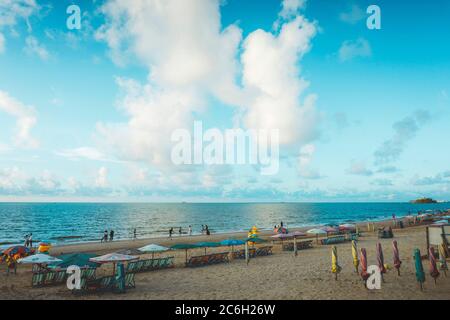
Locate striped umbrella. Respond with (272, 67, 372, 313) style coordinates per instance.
(376, 243, 386, 279)
(351, 240, 359, 273)
(392, 240, 402, 276)
(331, 246, 341, 280)
(428, 247, 440, 284)
(438, 243, 448, 276)
(360, 248, 370, 286)
(414, 249, 426, 291)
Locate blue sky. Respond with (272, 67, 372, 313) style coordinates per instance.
(0, 0, 449, 202)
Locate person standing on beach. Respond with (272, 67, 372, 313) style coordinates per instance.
(205, 225, 210, 236)
(169, 227, 173, 238)
(24, 234, 29, 247)
(188, 225, 192, 236)
(28, 233, 33, 248)
(392, 213, 397, 227)
(110, 230, 115, 242)
(102, 230, 108, 243)
(133, 228, 137, 240)
(200, 225, 204, 234)
(179, 227, 182, 236)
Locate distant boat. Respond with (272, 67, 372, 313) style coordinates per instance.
(410, 198, 438, 204)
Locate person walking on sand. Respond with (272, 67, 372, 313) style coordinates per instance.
(179, 227, 182, 236)
(392, 213, 397, 227)
(169, 227, 173, 239)
(205, 225, 210, 236)
(24, 234, 29, 247)
(102, 230, 108, 243)
(188, 225, 192, 236)
(133, 228, 137, 240)
(110, 230, 115, 242)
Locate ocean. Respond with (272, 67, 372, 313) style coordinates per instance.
(0, 202, 448, 245)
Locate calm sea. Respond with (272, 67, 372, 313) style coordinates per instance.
(0, 202, 448, 245)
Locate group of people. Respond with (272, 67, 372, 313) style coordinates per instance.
(168, 225, 210, 238)
(101, 230, 115, 243)
(23, 233, 33, 248)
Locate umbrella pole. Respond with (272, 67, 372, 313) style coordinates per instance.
(152, 252, 154, 260)
(185, 249, 188, 265)
(316, 234, 319, 244)
(294, 237, 297, 257)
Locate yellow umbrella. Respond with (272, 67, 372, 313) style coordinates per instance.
(351, 240, 359, 273)
(331, 246, 342, 280)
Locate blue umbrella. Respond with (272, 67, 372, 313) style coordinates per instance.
(195, 242, 221, 255)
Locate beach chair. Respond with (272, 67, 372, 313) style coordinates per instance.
(124, 273, 135, 289)
(134, 260, 145, 273)
(99, 276, 115, 292)
(297, 240, 313, 250)
(55, 270, 66, 284)
(32, 272, 46, 287)
(44, 271, 56, 285)
(126, 261, 137, 273)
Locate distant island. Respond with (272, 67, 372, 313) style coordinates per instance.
(410, 197, 438, 204)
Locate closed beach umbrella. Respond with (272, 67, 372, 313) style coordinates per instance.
(139, 244, 169, 259)
(351, 240, 359, 273)
(17, 253, 62, 265)
(331, 246, 341, 280)
(360, 248, 370, 285)
(414, 248, 426, 291)
(170, 243, 199, 264)
(376, 243, 386, 277)
(90, 253, 138, 275)
(392, 240, 402, 276)
(428, 247, 440, 284)
(438, 243, 448, 276)
(307, 228, 326, 244)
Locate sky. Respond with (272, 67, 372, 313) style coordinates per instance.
(0, 0, 449, 202)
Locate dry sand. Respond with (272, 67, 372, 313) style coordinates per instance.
(1, 221, 449, 300)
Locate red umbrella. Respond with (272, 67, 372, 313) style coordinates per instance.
(428, 247, 440, 284)
(2, 245, 31, 258)
(392, 240, 402, 276)
(360, 248, 370, 286)
(376, 243, 386, 282)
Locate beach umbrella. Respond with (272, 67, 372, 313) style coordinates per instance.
(432, 220, 448, 226)
(138, 244, 169, 259)
(170, 243, 200, 264)
(392, 240, 402, 276)
(220, 239, 245, 256)
(49, 253, 99, 269)
(438, 243, 448, 276)
(244, 237, 266, 245)
(359, 248, 370, 286)
(307, 228, 326, 244)
(340, 223, 356, 229)
(195, 242, 221, 255)
(428, 247, 440, 284)
(376, 243, 386, 282)
(351, 240, 359, 273)
(331, 246, 341, 280)
(90, 253, 138, 275)
(17, 253, 62, 265)
(323, 226, 338, 234)
(3, 245, 31, 258)
(413, 249, 426, 291)
(288, 232, 306, 257)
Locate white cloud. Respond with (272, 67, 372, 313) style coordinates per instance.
(55, 147, 120, 163)
(24, 35, 49, 60)
(0, 0, 39, 51)
(0, 90, 38, 149)
(338, 38, 371, 62)
(347, 161, 373, 176)
(241, 14, 320, 145)
(95, 167, 108, 188)
(95, 0, 321, 176)
(339, 4, 365, 24)
(279, 0, 306, 19)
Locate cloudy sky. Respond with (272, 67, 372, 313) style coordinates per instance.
(0, 0, 449, 202)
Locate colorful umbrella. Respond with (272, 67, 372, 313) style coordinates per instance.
(414, 248, 426, 291)
(438, 243, 448, 276)
(360, 248, 370, 285)
(376, 243, 386, 277)
(428, 247, 440, 284)
(351, 240, 359, 273)
(2, 245, 31, 258)
(331, 246, 341, 280)
(392, 240, 402, 276)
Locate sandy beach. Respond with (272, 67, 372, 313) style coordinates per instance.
(1, 220, 449, 300)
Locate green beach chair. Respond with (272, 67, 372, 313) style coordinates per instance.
(126, 261, 137, 273)
(44, 271, 56, 285)
(124, 273, 136, 289)
(32, 273, 45, 287)
(55, 270, 66, 284)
